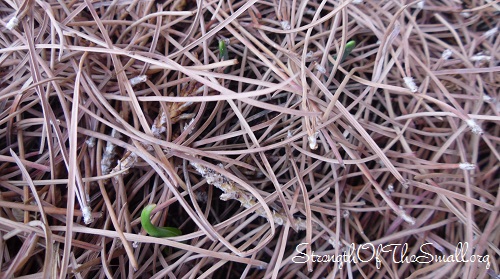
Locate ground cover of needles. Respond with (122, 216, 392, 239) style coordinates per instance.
(0, 0, 499, 278)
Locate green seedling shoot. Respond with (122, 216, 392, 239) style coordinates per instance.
(334, 40, 356, 63)
(219, 39, 229, 61)
(219, 39, 231, 74)
(141, 204, 182, 237)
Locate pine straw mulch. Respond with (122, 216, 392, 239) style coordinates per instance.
(0, 0, 499, 278)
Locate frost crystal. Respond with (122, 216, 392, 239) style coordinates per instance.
(459, 162, 475, 170)
(388, 184, 394, 193)
(466, 119, 483, 135)
(482, 94, 494, 103)
(441, 49, 452, 60)
(280, 21, 291, 30)
(183, 118, 195, 134)
(6, 17, 19, 30)
(85, 137, 96, 148)
(470, 54, 491, 62)
(129, 75, 147, 86)
(404, 77, 418, 93)
(401, 212, 416, 225)
(308, 131, 320, 150)
(460, 12, 471, 18)
(385, 184, 395, 196)
(315, 64, 326, 74)
(82, 206, 94, 225)
(305, 9, 315, 15)
(342, 210, 350, 218)
(484, 27, 498, 38)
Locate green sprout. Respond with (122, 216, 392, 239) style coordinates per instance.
(334, 40, 356, 63)
(219, 39, 231, 74)
(141, 204, 182, 237)
(219, 39, 229, 61)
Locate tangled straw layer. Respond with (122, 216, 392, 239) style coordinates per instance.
(0, 0, 499, 278)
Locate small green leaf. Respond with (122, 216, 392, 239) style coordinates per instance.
(141, 204, 182, 237)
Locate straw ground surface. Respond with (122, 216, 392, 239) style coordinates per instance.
(0, 0, 499, 278)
